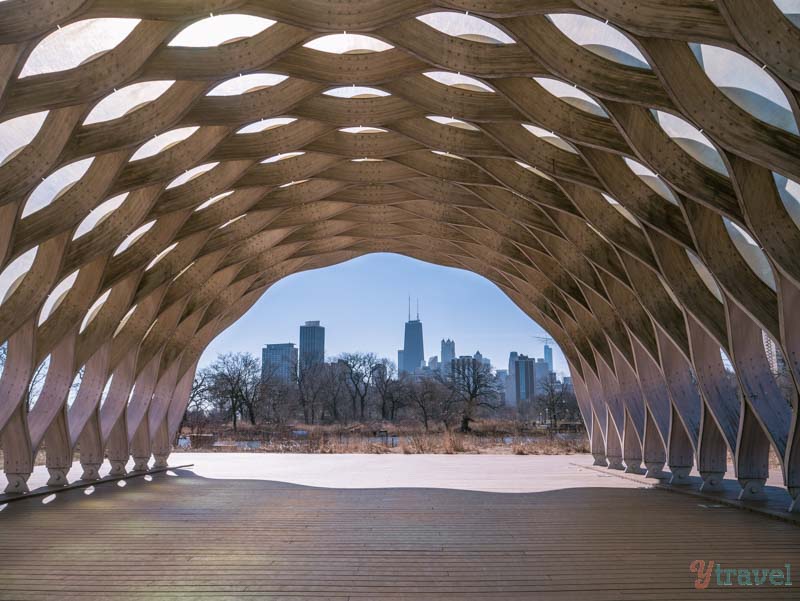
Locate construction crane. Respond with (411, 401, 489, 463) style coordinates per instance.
(532, 335, 555, 346)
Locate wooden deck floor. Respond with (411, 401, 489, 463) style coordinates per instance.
(0, 455, 798, 600)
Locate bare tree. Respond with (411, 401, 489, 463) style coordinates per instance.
(321, 360, 348, 422)
(443, 358, 502, 432)
(534, 377, 580, 429)
(260, 358, 294, 424)
(404, 375, 455, 431)
(338, 352, 379, 421)
(295, 362, 328, 424)
(181, 368, 212, 433)
(206, 352, 262, 431)
(372, 359, 400, 421)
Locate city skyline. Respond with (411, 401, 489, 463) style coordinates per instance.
(199, 254, 568, 375)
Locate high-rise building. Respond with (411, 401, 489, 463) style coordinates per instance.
(543, 344, 553, 372)
(534, 358, 550, 394)
(441, 339, 455, 373)
(506, 351, 518, 406)
(762, 331, 787, 375)
(428, 356, 440, 371)
(513, 354, 535, 406)
(474, 350, 491, 370)
(397, 350, 405, 374)
(398, 299, 424, 374)
(262, 343, 297, 383)
(495, 369, 508, 405)
(562, 376, 573, 393)
(299, 320, 325, 374)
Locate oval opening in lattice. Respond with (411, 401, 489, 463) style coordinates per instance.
(73, 193, 129, 240)
(547, 14, 650, 69)
(166, 163, 219, 190)
(0, 247, 38, 306)
(533, 78, 607, 117)
(237, 117, 297, 134)
(0, 111, 49, 166)
(686, 250, 723, 302)
(84, 81, 175, 125)
(323, 86, 390, 98)
(195, 191, 235, 212)
(651, 110, 728, 175)
(521, 123, 578, 154)
(690, 43, 799, 134)
(207, 73, 288, 96)
(261, 152, 305, 164)
(304, 34, 393, 54)
(423, 72, 494, 93)
(38, 270, 79, 326)
(113, 221, 155, 256)
(80, 289, 111, 333)
(339, 126, 387, 134)
(723, 218, 776, 291)
(622, 158, 680, 205)
(426, 116, 480, 131)
(168, 14, 275, 47)
(131, 127, 199, 161)
(19, 19, 141, 78)
(22, 158, 95, 218)
(416, 12, 515, 44)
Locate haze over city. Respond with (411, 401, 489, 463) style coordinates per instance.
(199, 253, 568, 375)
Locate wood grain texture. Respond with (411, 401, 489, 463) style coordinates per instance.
(0, 456, 799, 600)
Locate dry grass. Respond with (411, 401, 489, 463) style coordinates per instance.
(511, 436, 590, 456)
(175, 423, 590, 456)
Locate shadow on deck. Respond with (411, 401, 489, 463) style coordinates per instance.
(0, 466, 798, 600)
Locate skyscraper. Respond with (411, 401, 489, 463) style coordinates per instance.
(506, 351, 518, 406)
(398, 299, 425, 374)
(262, 343, 298, 383)
(474, 350, 491, 370)
(513, 354, 535, 406)
(441, 339, 455, 372)
(543, 344, 553, 372)
(534, 358, 550, 394)
(299, 320, 325, 374)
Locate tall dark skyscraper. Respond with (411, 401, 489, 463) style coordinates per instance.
(398, 299, 424, 374)
(299, 320, 325, 373)
(543, 344, 553, 372)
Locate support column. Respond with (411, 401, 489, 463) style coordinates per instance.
(590, 411, 607, 466)
(151, 418, 171, 468)
(698, 404, 728, 492)
(736, 403, 770, 501)
(643, 408, 667, 478)
(668, 408, 694, 485)
(606, 413, 624, 470)
(1, 403, 33, 494)
(77, 411, 104, 480)
(42, 407, 72, 487)
(105, 414, 129, 476)
(130, 410, 151, 472)
(623, 411, 644, 473)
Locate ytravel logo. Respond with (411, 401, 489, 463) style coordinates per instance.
(690, 560, 793, 590)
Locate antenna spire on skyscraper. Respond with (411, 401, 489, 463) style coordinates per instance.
(416, 298, 419, 320)
(408, 295, 411, 322)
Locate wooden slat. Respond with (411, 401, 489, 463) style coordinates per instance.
(0, 456, 798, 600)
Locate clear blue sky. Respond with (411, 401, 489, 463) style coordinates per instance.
(199, 253, 568, 376)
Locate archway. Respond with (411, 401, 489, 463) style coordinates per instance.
(0, 2, 798, 513)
